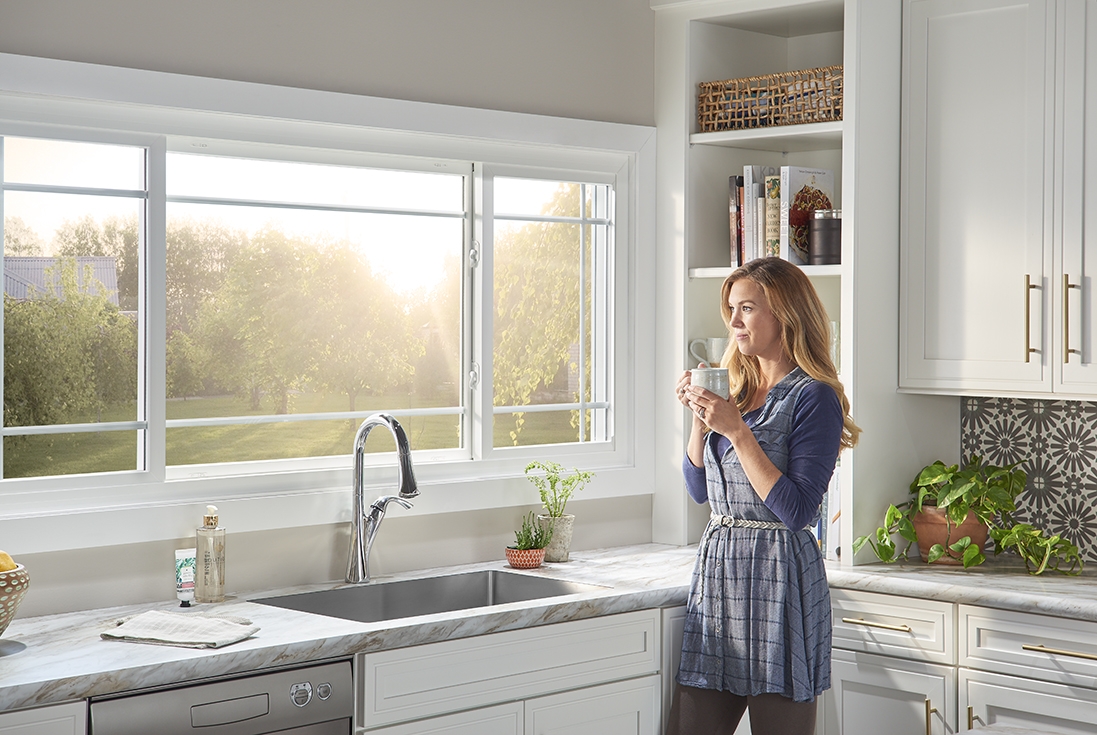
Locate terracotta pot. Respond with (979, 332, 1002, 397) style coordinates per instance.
(538, 514, 574, 563)
(911, 506, 988, 565)
(505, 547, 545, 569)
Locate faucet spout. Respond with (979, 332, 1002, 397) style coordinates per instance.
(346, 413, 419, 584)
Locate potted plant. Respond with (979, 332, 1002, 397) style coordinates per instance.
(854, 456, 1083, 575)
(525, 461, 594, 563)
(506, 511, 554, 569)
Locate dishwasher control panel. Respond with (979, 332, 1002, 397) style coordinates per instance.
(90, 660, 352, 735)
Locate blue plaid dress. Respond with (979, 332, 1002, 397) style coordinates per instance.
(677, 367, 832, 703)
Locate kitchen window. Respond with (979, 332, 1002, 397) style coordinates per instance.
(1, 138, 617, 478)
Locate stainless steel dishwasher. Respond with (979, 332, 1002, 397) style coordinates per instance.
(89, 660, 352, 735)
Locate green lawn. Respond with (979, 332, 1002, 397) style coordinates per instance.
(4, 392, 585, 478)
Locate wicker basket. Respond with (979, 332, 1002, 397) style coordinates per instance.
(697, 65, 843, 133)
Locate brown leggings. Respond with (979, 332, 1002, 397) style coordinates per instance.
(664, 682, 817, 735)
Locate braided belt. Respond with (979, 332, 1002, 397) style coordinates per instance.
(694, 512, 808, 605)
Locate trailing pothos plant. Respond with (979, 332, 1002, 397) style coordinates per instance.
(853, 456, 1083, 575)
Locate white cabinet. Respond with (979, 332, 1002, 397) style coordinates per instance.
(0, 702, 86, 735)
(830, 649, 955, 735)
(355, 610, 660, 734)
(828, 589, 957, 735)
(959, 604, 1097, 732)
(525, 676, 661, 735)
(900, 0, 1097, 397)
(961, 669, 1097, 733)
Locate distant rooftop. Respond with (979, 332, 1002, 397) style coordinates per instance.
(4, 256, 119, 306)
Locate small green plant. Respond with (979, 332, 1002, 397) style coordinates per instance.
(525, 461, 594, 518)
(853, 455, 1083, 575)
(511, 511, 553, 550)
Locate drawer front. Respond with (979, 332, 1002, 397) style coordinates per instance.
(961, 604, 1097, 686)
(831, 588, 956, 664)
(357, 610, 660, 729)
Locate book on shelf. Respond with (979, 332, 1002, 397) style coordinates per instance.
(742, 165, 775, 263)
(780, 166, 835, 265)
(764, 175, 781, 258)
(755, 198, 764, 262)
(729, 175, 744, 267)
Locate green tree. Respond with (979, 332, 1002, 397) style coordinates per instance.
(166, 219, 246, 334)
(311, 244, 423, 412)
(4, 259, 136, 427)
(53, 215, 140, 310)
(3, 216, 44, 255)
(492, 184, 587, 444)
(191, 230, 315, 413)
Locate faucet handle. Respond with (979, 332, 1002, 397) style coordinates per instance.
(370, 495, 414, 513)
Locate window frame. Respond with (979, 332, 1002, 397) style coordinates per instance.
(0, 52, 656, 554)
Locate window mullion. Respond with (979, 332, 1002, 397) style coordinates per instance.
(144, 137, 168, 481)
(470, 165, 494, 460)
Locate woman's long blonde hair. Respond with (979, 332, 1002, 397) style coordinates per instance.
(719, 258, 860, 450)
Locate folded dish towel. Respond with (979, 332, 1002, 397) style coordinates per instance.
(102, 610, 259, 649)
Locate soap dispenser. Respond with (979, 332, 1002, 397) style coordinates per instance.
(195, 505, 226, 603)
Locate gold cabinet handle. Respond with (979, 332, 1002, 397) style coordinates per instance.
(1025, 274, 1040, 362)
(925, 698, 938, 735)
(1023, 643, 1097, 661)
(1064, 273, 1081, 363)
(967, 705, 979, 730)
(841, 617, 913, 633)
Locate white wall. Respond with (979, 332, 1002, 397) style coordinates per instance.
(0, 0, 655, 126)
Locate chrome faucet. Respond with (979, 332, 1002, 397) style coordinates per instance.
(346, 413, 419, 584)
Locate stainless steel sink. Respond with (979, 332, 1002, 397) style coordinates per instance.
(252, 570, 608, 623)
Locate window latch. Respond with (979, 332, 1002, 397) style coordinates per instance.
(468, 362, 480, 390)
(469, 241, 481, 268)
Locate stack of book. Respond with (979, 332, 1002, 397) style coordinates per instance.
(729, 165, 834, 268)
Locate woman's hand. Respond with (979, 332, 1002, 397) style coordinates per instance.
(684, 382, 744, 439)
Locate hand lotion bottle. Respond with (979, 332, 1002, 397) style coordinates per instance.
(195, 505, 226, 603)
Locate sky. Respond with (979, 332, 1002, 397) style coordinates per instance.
(3, 137, 567, 295)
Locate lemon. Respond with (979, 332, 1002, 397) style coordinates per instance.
(0, 551, 17, 572)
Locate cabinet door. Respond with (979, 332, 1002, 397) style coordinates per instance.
(901, 0, 1054, 393)
(525, 676, 659, 735)
(830, 649, 955, 735)
(961, 668, 1097, 733)
(361, 702, 521, 735)
(0, 702, 86, 735)
(1058, 0, 1097, 392)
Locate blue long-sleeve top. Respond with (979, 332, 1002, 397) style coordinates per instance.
(682, 380, 842, 530)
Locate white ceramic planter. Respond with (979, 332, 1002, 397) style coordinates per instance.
(538, 514, 574, 562)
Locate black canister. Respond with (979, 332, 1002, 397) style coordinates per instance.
(808, 209, 841, 265)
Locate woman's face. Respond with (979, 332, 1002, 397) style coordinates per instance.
(727, 278, 784, 362)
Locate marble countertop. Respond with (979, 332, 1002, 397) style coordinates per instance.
(3, 543, 1097, 713)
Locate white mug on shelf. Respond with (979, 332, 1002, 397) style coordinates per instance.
(689, 337, 729, 367)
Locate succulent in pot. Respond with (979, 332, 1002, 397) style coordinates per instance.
(524, 461, 594, 563)
(506, 511, 554, 569)
(853, 455, 1082, 575)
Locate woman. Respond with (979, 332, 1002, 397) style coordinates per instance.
(668, 257, 859, 735)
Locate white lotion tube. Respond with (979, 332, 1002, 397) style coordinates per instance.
(176, 548, 196, 607)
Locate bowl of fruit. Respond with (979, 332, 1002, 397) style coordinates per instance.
(0, 552, 28, 637)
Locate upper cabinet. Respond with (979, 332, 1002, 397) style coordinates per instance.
(901, 0, 1097, 397)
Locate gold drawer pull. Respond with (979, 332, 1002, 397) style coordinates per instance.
(925, 699, 938, 735)
(1023, 643, 1097, 661)
(842, 617, 913, 633)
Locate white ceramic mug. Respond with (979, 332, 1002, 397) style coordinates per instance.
(689, 337, 729, 366)
(690, 367, 730, 400)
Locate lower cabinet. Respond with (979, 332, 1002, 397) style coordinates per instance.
(0, 702, 86, 735)
(961, 669, 1097, 735)
(355, 609, 661, 734)
(829, 649, 955, 735)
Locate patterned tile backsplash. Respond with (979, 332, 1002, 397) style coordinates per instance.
(961, 397, 1097, 561)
